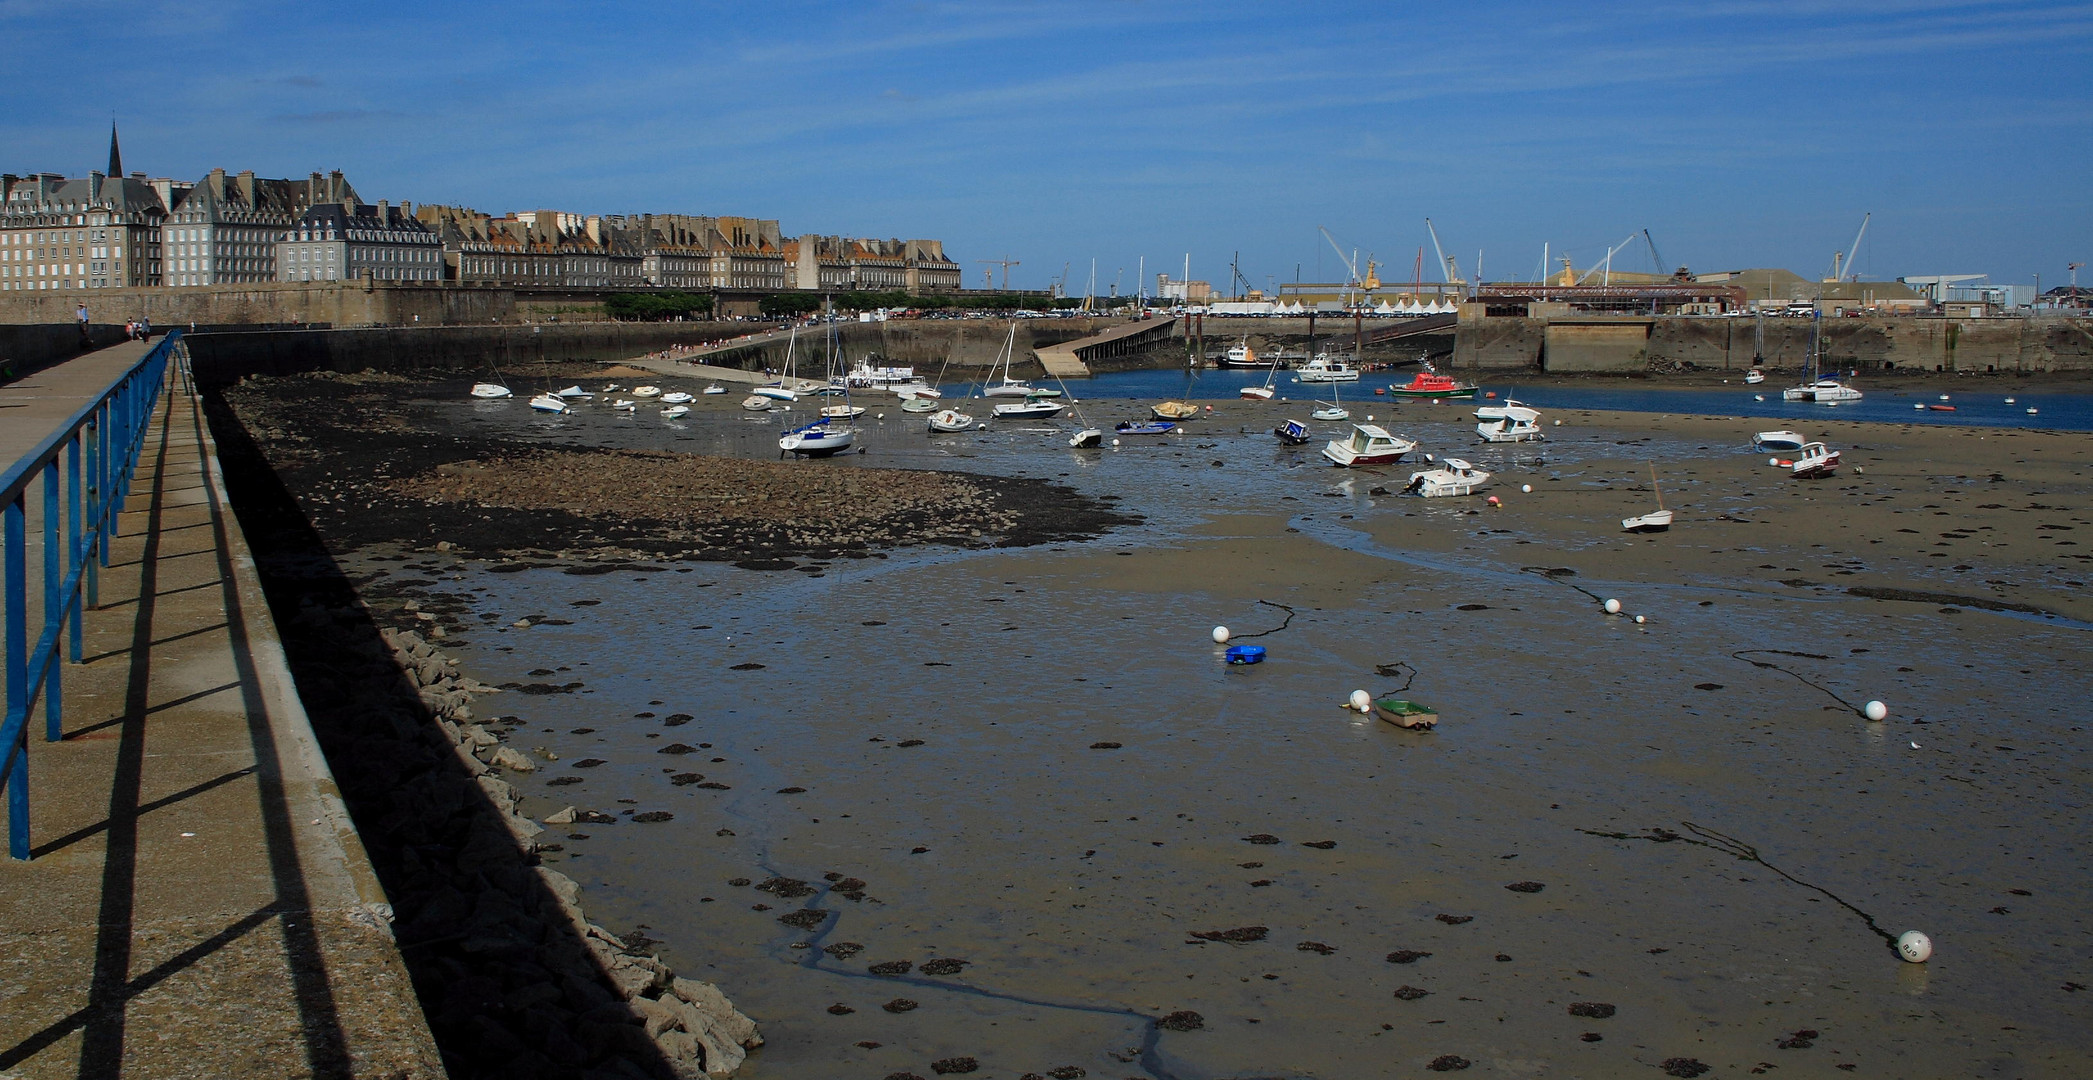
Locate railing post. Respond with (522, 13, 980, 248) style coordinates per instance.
(42, 461, 60, 743)
(67, 435, 82, 662)
(5, 492, 27, 860)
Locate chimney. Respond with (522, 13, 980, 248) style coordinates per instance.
(377, 199, 390, 223)
(237, 170, 255, 206)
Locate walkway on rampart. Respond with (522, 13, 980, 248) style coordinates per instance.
(0, 342, 442, 1078)
(1032, 316, 1177, 378)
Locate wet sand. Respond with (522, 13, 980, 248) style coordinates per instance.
(225, 373, 2093, 1078)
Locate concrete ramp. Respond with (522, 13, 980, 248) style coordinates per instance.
(1033, 316, 1177, 378)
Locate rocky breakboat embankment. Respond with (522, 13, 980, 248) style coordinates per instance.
(293, 591, 761, 1078)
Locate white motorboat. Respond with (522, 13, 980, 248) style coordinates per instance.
(820, 403, 867, 419)
(1069, 426, 1103, 448)
(659, 404, 690, 420)
(1623, 464, 1673, 532)
(470, 382, 513, 399)
(1321, 424, 1417, 467)
(927, 409, 975, 433)
(779, 420, 855, 457)
(529, 393, 570, 414)
(901, 396, 938, 413)
(893, 382, 942, 400)
(1784, 442, 1841, 478)
(752, 385, 797, 402)
(660, 391, 695, 404)
(554, 385, 593, 399)
(702, 385, 727, 395)
(633, 385, 662, 399)
(993, 398, 1068, 418)
(1294, 354, 1361, 383)
(1752, 430, 1806, 452)
(1404, 457, 1492, 496)
(1215, 340, 1265, 369)
(599, 383, 623, 393)
(1743, 367, 1766, 385)
(742, 395, 775, 411)
(1477, 415, 1544, 443)
(610, 399, 637, 412)
(1473, 398, 1536, 422)
(845, 360, 917, 388)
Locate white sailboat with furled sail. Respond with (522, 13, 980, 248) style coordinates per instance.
(779, 310, 859, 458)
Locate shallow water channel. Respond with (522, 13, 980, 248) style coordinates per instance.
(368, 389, 2093, 1078)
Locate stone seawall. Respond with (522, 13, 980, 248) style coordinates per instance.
(184, 322, 775, 384)
(1447, 314, 2093, 374)
(0, 322, 135, 377)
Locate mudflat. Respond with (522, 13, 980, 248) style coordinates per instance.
(218, 372, 2092, 1078)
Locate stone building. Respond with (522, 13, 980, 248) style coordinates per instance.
(0, 125, 171, 291)
(277, 201, 443, 283)
(163, 168, 358, 286)
(788, 235, 961, 292)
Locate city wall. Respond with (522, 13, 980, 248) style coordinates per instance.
(1442, 313, 2093, 373)
(182, 321, 764, 384)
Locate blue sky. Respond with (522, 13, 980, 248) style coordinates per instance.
(4, 1, 2089, 291)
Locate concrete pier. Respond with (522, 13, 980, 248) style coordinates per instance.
(0, 342, 443, 1078)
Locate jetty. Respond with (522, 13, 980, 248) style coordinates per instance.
(0, 336, 441, 1076)
(1031, 315, 1177, 378)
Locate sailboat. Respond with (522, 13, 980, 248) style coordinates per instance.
(1622, 463, 1673, 532)
(779, 313, 858, 458)
(1311, 378, 1349, 422)
(1239, 346, 1281, 401)
(1782, 312, 1862, 403)
(754, 327, 802, 401)
(470, 375, 513, 399)
(982, 323, 1056, 397)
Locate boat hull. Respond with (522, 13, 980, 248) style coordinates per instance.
(470, 383, 512, 399)
(992, 401, 1067, 418)
(1372, 698, 1438, 730)
(1115, 422, 1175, 435)
(1622, 509, 1674, 533)
(780, 424, 856, 457)
(1239, 386, 1275, 401)
(1069, 428, 1103, 448)
(1388, 386, 1477, 400)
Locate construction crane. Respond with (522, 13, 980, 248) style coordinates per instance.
(976, 258, 1020, 291)
(1575, 234, 1641, 286)
(1643, 229, 1670, 277)
(1425, 219, 1455, 284)
(1318, 226, 1363, 287)
(1826, 213, 1870, 282)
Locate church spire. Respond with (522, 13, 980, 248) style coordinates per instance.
(108, 121, 122, 176)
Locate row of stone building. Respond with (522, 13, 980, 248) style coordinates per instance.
(0, 129, 962, 293)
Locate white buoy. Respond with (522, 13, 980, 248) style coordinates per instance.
(1349, 689, 1372, 713)
(1553, 419, 1562, 426)
(1864, 700, 1888, 721)
(1603, 598, 1622, 615)
(1897, 930, 1932, 963)
(1915, 403, 1926, 410)
(1855, 465, 1864, 474)
(2004, 397, 2016, 404)
(1633, 614, 1646, 624)
(1212, 626, 1231, 644)
(1769, 456, 1781, 467)
(2028, 407, 2038, 414)
(1754, 394, 1765, 401)
(1111, 438, 1121, 447)
(1939, 394, 1950, 401)
(1366, 414, 1374, 421)
(1521, 484, 1532, 493)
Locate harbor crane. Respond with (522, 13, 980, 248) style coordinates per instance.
(976, 257, 1021, 291)
(1318, 226, 1378, 303)
(1575, 234, 1641, 286)
(1826, 213, 1870, 282)
(1643, 230, 1670, 277)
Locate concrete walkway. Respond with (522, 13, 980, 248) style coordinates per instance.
(0, 343, 442, 1078)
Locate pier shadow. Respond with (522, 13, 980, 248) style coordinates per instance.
(199, 388, 697, 1079)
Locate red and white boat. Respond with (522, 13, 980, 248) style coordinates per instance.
(1387, 370, 1478, 400)
(1773, 442, 1841, 478)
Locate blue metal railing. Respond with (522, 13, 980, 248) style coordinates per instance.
(2, 332, 182, 860)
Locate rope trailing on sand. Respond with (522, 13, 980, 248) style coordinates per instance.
(1730, 649, 1859, 711)
(1228, 600, 1296, 640)
(1580, 822, 1898, 948)
(1374, 661, 1418, 692)
(1520, 565, 1605, 604)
